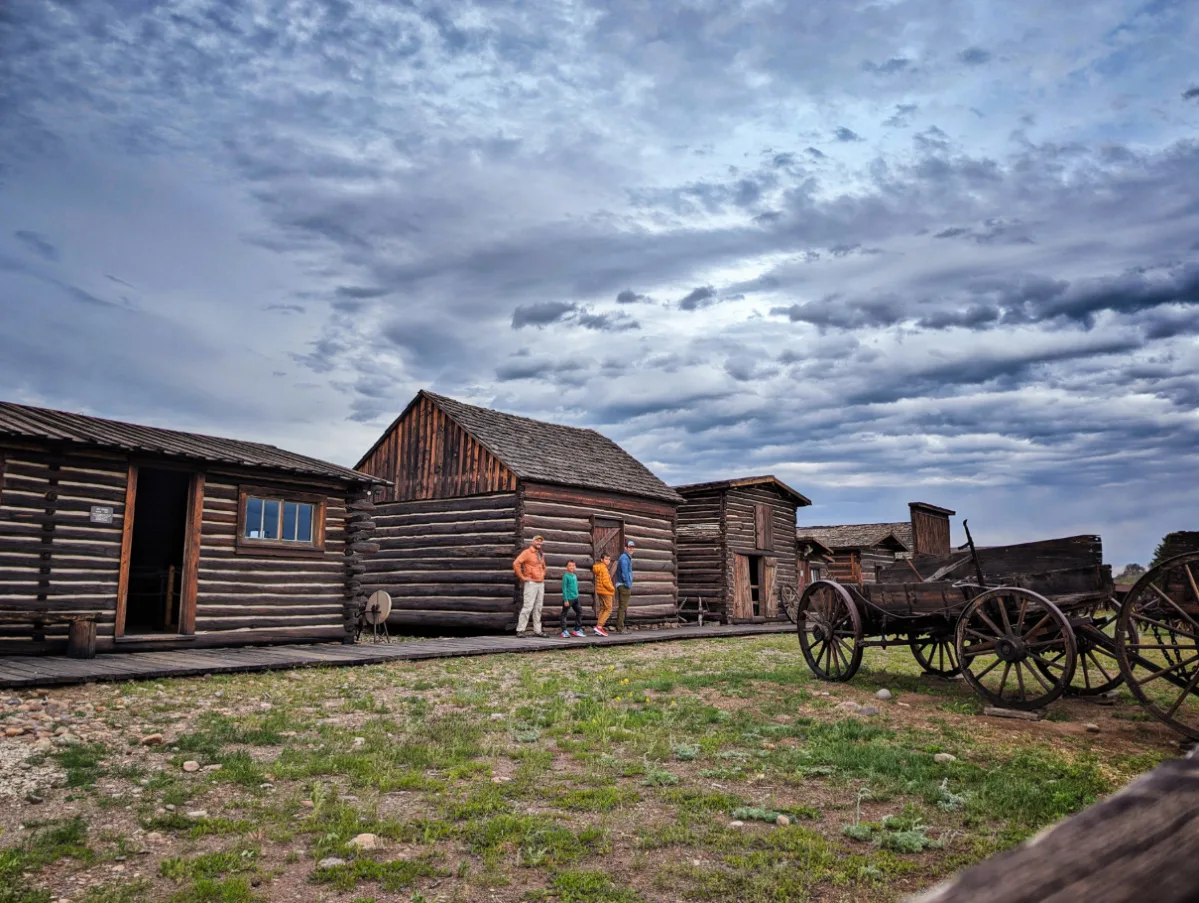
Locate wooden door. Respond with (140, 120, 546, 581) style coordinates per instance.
(732, 554, 751, 619)
(591, 516, 624, 563)
(762, 557, 777, 617)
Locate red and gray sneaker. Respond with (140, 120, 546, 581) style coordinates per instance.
(593, 626, 608, 637)
(570, 629, 585, 637)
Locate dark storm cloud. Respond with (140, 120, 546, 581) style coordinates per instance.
(883, 104, 918, 127)
(13, 230, 58, 261)
(1182, 86, 1199, 100)
(576, 310, 639, 331)
(616, 289, 648, 304)
(805, 147, 826, 159)
(337, 285, 391, 299)
(863, 57, 910, 74)
(834, 127, 864, 142)
(959, 47, 992, 65)
(678, 286, 717, 311)
(511, 301, 576, 329)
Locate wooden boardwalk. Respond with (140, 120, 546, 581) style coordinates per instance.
(0, 623, 793, 689)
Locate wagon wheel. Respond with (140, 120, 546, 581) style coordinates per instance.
(956, 587, 1077, 711)
(909, 629, 961, 677)
(796, 580, 863, 681)
(1116, 552, 1199, 740)
(1035, 597, 1131, 696)
(780, 585, 801, 624)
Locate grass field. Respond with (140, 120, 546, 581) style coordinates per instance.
(0, 634, 1182, 903)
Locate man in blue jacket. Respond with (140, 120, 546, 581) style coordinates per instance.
(613, 540, 635, 633)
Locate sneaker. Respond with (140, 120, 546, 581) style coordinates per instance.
(560, 630, 571, 638)
(593, 626, 608, 637)
(570, 630, 585, 638)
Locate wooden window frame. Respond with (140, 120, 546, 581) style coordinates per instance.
(236, 484, 327, 559)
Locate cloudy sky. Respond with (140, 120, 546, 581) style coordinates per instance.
(2, 0, 1197, 566)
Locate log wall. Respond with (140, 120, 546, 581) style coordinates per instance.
(722, 485, 798, 621)
(357, 394, 517, 503)
(520, 482, 678, 627)
(860, 546, 900, 584)
(194, 474, 355, 646)
(0, 439, 371, 654)
(676, 486, 725, 615)
(0, 444, 126, 653)
(363, 492, 520, 631)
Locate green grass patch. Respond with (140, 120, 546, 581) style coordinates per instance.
(53, 743, 108, 788)
(311, 856, 444, 892)
(546, 869, 645, 902)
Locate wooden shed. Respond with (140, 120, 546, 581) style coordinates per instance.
(674, 476, 811, 623)
(355, 390, 683, 631)
(0, 401, 384, 654)
(796, 502, 955, 586)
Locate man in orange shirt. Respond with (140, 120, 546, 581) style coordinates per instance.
(513, 535, 548, 637)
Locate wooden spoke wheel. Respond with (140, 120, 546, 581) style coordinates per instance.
(780, 585, 800, 624)
(909, 629, 961, 677)
(1116, 552, 1199, 740)
(797, 580, 863, 681)
(956, 587, 1077, 711)
(1037, 597, 1130, 696)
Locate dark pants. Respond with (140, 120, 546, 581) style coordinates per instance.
(560, 597, 582, 632)
(615, 587, 632, 631)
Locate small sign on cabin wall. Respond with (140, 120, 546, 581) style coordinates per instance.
(89, 505, 114, 524)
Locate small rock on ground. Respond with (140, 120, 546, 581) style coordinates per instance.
(934, 753, 957, 764)
(1084, 723, 1101, 733)
(348, 833, 380, 850)
(775, 815, 790, 826)
(182, 760, 200, 772)
(858, 705, 880, 716)
(729, 820, 745, 828)
(318, 857, 346, 869)
(876, 689, 893, 700)
(140, 734, 164, 746)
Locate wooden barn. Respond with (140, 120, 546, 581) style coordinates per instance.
(796, 502, 955, 586)
(674, 476, 811, 623)
(355, 391, 683, 631)
(0, 401, 384, 655)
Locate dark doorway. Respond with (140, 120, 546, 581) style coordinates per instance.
(125, 468, 191, 634)
(733, 553, 765, 619)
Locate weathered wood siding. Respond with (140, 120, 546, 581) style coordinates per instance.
(520, 482, 677, 626)
(676, 486, 725, 614)
(910, 506, 951, 557)
(358, 394, 517, 503)
(195, 475, 353, 646)
(860, 546, 899, 584)
(0, 444, 126, 652)
(827, 550, 862, 584)
(722, 485, 798, 620)
(364, 493, 520, 630)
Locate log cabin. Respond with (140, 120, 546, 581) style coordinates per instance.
(674, 476, 810, 623)
(796, 502, 956, 586)
(354, 390, 683, 632)
(0, 401, 385, 655)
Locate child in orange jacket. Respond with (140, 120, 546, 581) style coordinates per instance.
(591, 553, 615, 637)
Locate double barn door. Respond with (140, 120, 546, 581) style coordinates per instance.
(732, 554, 777, 620)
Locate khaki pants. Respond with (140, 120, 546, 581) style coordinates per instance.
(517, 581, 545, 634)
(615, 586, 632, 631)
(595, 593, 614, 628)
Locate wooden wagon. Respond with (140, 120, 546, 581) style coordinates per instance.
(789, 527, 1199, 740)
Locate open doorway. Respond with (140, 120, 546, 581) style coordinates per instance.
(124, 468, 192, 634)
(733, 554, 777, 620)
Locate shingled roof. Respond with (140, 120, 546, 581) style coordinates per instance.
(0, 400, 384, 485)
(364, 391, 682, 503)
(795, 521, 913, 552)
(674, 475, 812, 507)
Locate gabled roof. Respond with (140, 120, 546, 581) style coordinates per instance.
(0, 400, 385, 485)
(673, 475, 812, 507)
(359, 390, 682, 504)
(796, 521, 914, 552)
(797, 536, 835, 559)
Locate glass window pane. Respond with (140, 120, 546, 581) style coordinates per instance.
(297, 504, 313, 543)
(263, 499, 281, 539)
(282, 502, 297, 541)
(245, 497, 263, 538)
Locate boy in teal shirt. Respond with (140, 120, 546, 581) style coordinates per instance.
(560, 560, 584, 638)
